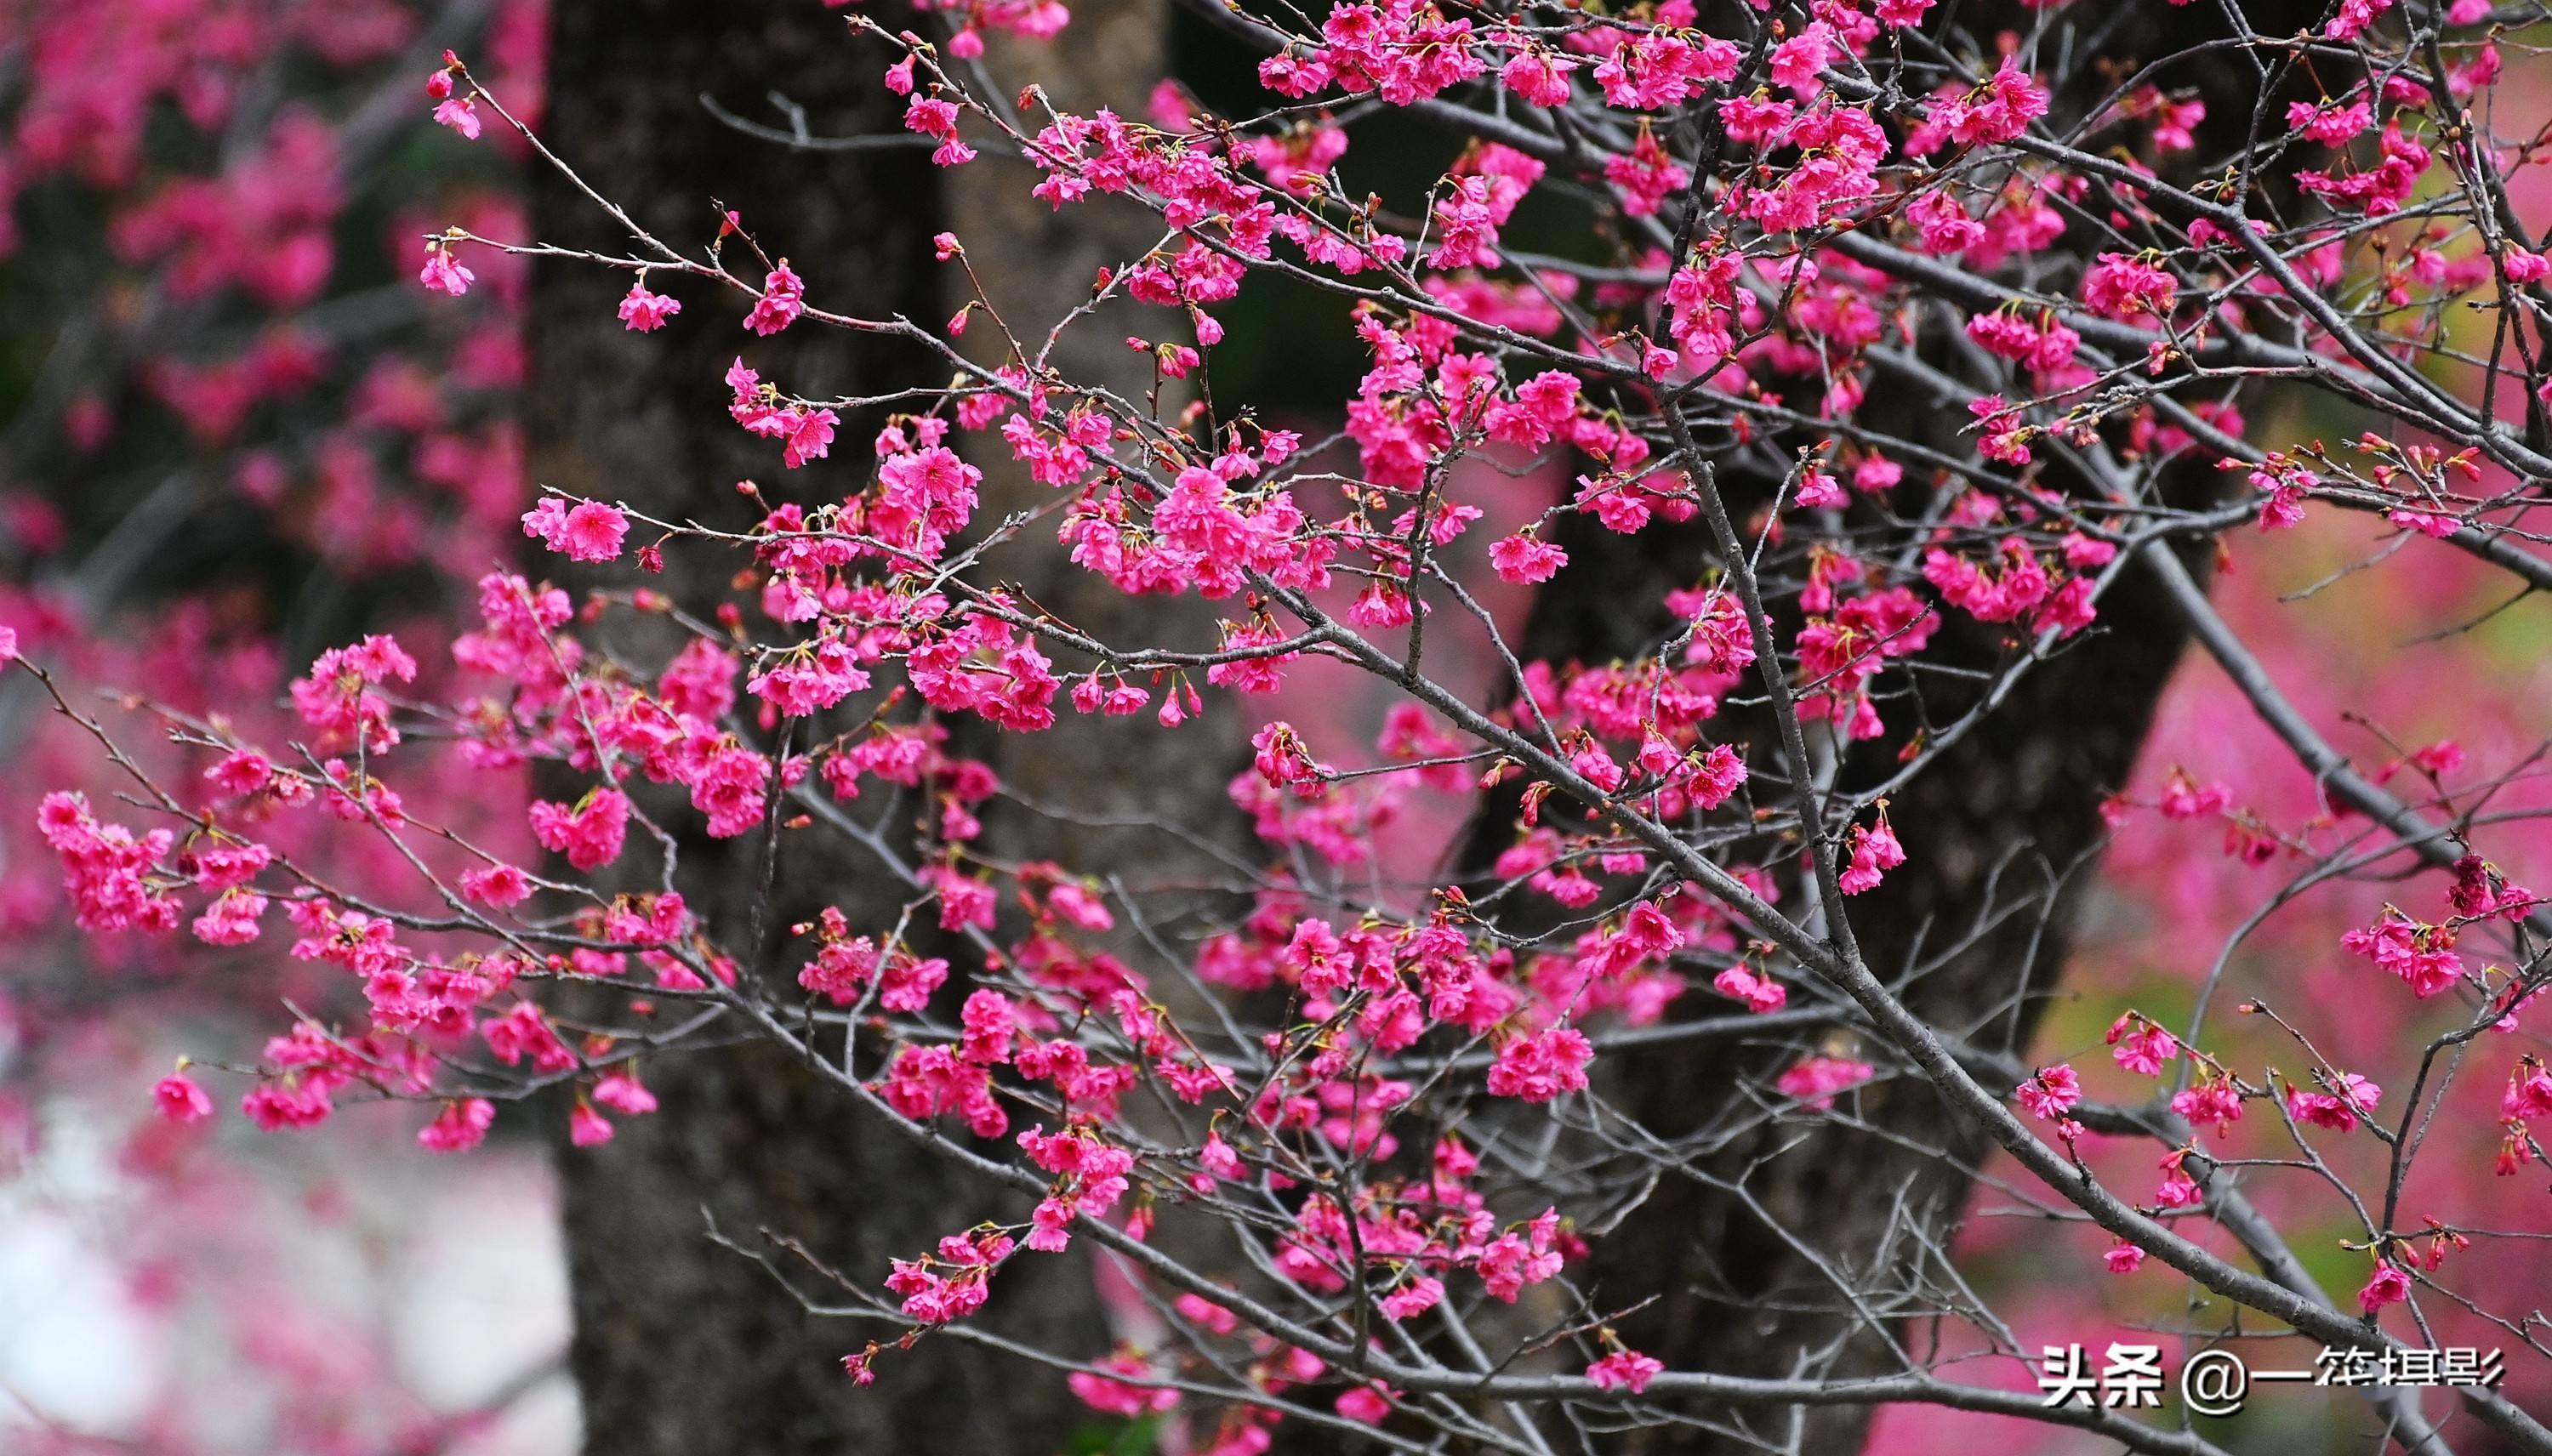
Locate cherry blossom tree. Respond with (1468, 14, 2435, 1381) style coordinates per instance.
(12, 0, 2552, 1450)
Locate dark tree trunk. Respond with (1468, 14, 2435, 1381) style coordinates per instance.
(1552, 530, 2196, 1455)
(1455, 11, 2322, 1449)
(1461, 429, 2202, 1456)
(945, 3, 1251, 886)
(524, 4, 1172, 1451)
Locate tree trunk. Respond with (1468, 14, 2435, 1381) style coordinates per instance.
(1456, 11, 2319, 1447)
(945, 0, 1249, 889)
(1477, 414, 2207, 1456)
(524, 3, 1174, 1450)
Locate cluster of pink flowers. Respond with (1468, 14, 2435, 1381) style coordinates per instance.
(2290, 1072, 2384, 1133)
(522, 496, 630, 562)
(38, 792, 181, 934)
(1485, 1026, 1594, 1101)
